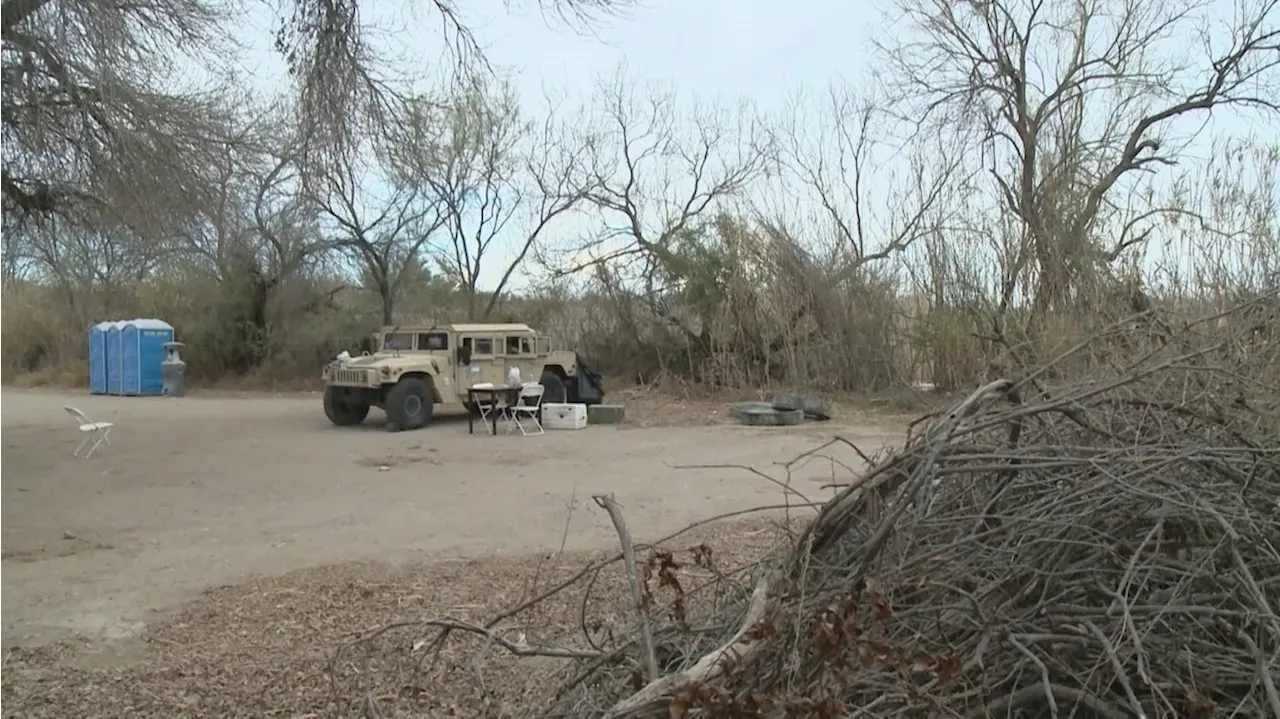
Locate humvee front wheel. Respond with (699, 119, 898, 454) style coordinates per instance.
(324, 386, 371, 426)
(385, 377, 434, 431)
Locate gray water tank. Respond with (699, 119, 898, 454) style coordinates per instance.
(161, 341, 187, 397)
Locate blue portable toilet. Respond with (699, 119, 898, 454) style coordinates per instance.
(106, 321, 125, 395)
(88, 321, 112, 394)
(120, 319, 175, 396)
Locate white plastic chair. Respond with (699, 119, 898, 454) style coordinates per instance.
(505, 384, 545, 436)
(65, 406, 113, 458)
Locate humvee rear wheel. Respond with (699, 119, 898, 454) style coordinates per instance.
(385, 377, 434, 431)
(324, 386, 371, 426)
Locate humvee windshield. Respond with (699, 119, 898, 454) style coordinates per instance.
(418, 332, 448, 350)
(383, 332, 414, 350)
(382, 330, 450, 351)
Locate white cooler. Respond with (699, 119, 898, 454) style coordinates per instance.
(542, 402, 588, 430)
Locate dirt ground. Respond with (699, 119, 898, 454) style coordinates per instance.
(1, 387, 906, 656)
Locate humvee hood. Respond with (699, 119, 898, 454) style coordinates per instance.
(347, 353, 442, 374)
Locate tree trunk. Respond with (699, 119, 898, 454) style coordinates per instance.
(380, 283, 395, 325)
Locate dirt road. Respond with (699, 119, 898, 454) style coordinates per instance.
(1, 389, 903, 649)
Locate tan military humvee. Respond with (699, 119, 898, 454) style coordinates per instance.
(321, 323, 604, 431)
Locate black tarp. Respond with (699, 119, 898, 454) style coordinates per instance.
(573, 355, 604, 404)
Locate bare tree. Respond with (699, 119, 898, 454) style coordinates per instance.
(1, 0, 236, 234)
(150, 113, 334, 370)
(0, 218, 36, 281)
(274, 0, 637, 169)
(388, 81, 592, 319)
(769, 82, 964, 285)
(177, 117, 328, 284)
(557, 70, 766, 286)
(878, 0, 1280, 316)
(1, 0, 635, 228)
(530, 71, 766, 361)
(305, 146, 444, 324)
(0, 0, 247, 363)
(248, 149, 329, 288)
(180, 136, 266, 284)
(17, 218, 166, 325)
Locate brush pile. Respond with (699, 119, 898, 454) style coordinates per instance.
(542, 315, 1280, 717)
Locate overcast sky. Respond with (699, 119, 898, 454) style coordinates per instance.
(229, 0, 877, 115)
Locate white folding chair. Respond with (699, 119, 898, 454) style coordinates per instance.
(65, 406, 113, 458)
(505, 384, 545, 436)
(472, 383, 507, 435)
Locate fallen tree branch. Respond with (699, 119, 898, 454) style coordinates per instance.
(966, 682, 1130, 719)
(593, 494, 659, 682)
(1237, 631, 1280, 719)
(341, 616, 604, 661)
(602, 572, 775, 719)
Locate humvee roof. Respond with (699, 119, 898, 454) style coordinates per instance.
(388, 323, 536, 334)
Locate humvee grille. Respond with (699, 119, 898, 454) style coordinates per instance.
(330, 368, 376, 386)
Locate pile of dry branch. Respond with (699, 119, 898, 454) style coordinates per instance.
(538, 316, 1280, 718)
(333, 303, 1280, 718)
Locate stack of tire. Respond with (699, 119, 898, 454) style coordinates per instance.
(729, 394, 832, 426)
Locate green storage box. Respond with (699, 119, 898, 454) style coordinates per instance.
(587, 404, 626, 424)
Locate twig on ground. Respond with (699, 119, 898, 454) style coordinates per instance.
(1084, 620, 1147, 719)
(479, 503, 818, 634)
(668, 462, 815, 508)
(1237, 631, 1280, 719)
(592, 494, 659, 682)
(528, 484, 578, 604)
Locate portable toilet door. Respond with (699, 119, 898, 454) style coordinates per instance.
(88, 322, 111, 394)
(120, 321, 140, 395)
(105, 321, 125, 395)
(122, 319, 174, 396)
